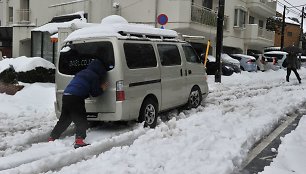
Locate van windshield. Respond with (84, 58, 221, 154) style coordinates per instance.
(58, 41, 114, 75)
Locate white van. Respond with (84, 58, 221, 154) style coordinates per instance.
(54, 16, 209, 128)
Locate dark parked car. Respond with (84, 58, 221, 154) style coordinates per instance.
(206, 55, 234, 76)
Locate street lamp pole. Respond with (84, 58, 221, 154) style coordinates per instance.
(215, 0, 224, 83)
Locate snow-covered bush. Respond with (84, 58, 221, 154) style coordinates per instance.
(0, 57, 55, 84)
(0, 65, 18, 84)
(18, 67, 55, 83)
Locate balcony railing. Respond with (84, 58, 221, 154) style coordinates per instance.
(258, 27, 274, 41)
(245, 24, 274, 41)
(16, 9, 31, 24)
(191, 5, 228, 30)
(258, 0, 276, 10)
(247, 0, 276, 16)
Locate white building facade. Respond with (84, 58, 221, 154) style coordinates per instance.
(0, 0, 276, 58)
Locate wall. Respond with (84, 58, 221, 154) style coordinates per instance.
(12, 26, 34, 57)
(0, 1, 3, 25)
(223, 0, 247, 53)
(274, 23, 301, 47)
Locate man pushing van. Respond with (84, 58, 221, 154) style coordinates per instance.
(49, 58, 108, 149)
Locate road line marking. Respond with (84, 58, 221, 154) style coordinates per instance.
(241, 114, 297, 168)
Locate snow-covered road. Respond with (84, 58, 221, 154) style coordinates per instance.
(1, 68, 306, 174)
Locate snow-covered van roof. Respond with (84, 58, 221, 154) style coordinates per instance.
(64, 15, 178, 42)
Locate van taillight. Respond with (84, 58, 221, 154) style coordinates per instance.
(204, 75, 207, 81)
(116, 80, 125, 101)
(272, 57, 277, 65)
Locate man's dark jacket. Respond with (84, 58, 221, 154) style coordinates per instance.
(64, 59, 107, 99)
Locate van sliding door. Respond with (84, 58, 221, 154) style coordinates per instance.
(157, 44, 187, 110)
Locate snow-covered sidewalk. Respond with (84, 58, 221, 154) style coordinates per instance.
(0, 68, 306, 174)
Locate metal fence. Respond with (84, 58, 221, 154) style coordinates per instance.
(16, 9, 31, 24)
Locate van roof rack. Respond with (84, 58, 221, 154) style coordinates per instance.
(118, 31, 177, 40)
(65, 15, 180, 42)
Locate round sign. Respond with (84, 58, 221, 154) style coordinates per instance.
(157, 14, 168, 25)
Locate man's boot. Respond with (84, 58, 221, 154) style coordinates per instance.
(74, 137, 90, 149)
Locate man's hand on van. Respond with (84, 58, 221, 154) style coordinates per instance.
(101, 82, 109, 91)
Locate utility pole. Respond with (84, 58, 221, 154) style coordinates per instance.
(281, 5, 286, 51)
(215, 0, 224, 83)
(299, 7, 304, 48)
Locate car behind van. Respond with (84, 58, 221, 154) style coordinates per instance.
(55, 16, 209, 128)
(230, 54, 257, 72)
(263, 51, 288, 70)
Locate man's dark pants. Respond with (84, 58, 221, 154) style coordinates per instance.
(286, 68, 301, 82)
(50, 95, 88, 139)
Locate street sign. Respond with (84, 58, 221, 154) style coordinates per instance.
(157, 14, 168, 25)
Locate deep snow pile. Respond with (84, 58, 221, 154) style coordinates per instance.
(0, 67, 306, 174)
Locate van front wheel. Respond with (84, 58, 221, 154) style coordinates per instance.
(139, 98, 158, 128)
(188, 87, 202, 109)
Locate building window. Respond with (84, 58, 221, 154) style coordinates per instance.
(249, 16, 255, 24)
(9, 7, 13, 23)
(287, 32, 293, 37)
(259, 20, 264, 28)
(202, 0, 212, 9)
(234, 8, 246, 28)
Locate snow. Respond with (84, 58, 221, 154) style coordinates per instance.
(264, 51, 288, 55)
(260, 116, 306, 174)
(65, 15, 178, 42)
(0, 56, 55, 73)
(32, 18, 87, 34)
(221, 54, 240, 65)
(1, 57, 306, 173)
(232, 54, 256, 60)
(285, 18, 300, 26)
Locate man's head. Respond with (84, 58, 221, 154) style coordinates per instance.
(94, 47, 114, 71)
(86, 59, 107, 83)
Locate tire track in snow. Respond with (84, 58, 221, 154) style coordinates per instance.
(2, 73, 305, 173)
(0, 124, 146, 174)
(0, 110, 57, 157)
(0, 125, 75, 157)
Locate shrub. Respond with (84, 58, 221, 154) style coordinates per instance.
(18, 67, 55, 83)
(0, 65, 18, 84)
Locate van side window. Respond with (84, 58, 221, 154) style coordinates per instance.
(157, 44, 181, 66)
(124, 43, 157, 69)
(183, 45, 201, 63)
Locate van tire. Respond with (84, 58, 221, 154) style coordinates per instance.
(188, 86, 202, 109)
(139, 98, 158, 128)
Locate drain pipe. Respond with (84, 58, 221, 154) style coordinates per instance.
(155, 0, 158, 27)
